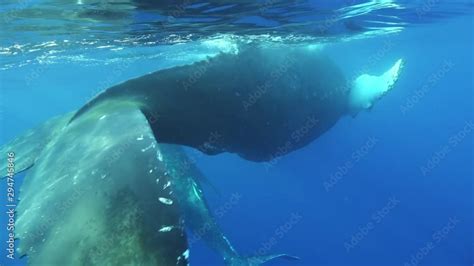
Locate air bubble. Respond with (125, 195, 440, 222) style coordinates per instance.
(158, 197, 173, 205)
(158, 226, 174, 232)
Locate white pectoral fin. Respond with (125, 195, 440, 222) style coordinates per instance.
(349, 58, 404, 114)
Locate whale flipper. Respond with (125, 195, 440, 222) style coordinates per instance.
(0, 114, 72, 178)
(349, 58, 404, 114)
(160, 144, 299, 265)
(11, 108, 188, 265)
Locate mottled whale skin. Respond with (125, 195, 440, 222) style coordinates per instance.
(0, 108, 295, 265)
(72, 45, 403, 162)
(1, 110, 189, 265)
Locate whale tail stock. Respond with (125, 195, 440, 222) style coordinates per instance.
(348, 58, 405, 114)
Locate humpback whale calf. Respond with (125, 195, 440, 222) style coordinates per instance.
(1, 44, 403, 265)
(71, 45, 403, 161)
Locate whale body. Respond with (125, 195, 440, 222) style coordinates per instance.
(71, 45, 403, 161)
(2, 110, 190, 265)
(0, 44, 403, 265)
(1, 108, 294, 265)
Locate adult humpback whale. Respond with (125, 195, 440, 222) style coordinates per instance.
(1, 44, 403, 265)
(71, 45, 403, 161)
(1, 108, 296, 265)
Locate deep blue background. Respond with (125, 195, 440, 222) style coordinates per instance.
(188, 16, 473, 266)
(0, 9, 472, 266)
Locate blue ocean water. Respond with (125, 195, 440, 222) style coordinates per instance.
(0, 0, 473, 265)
